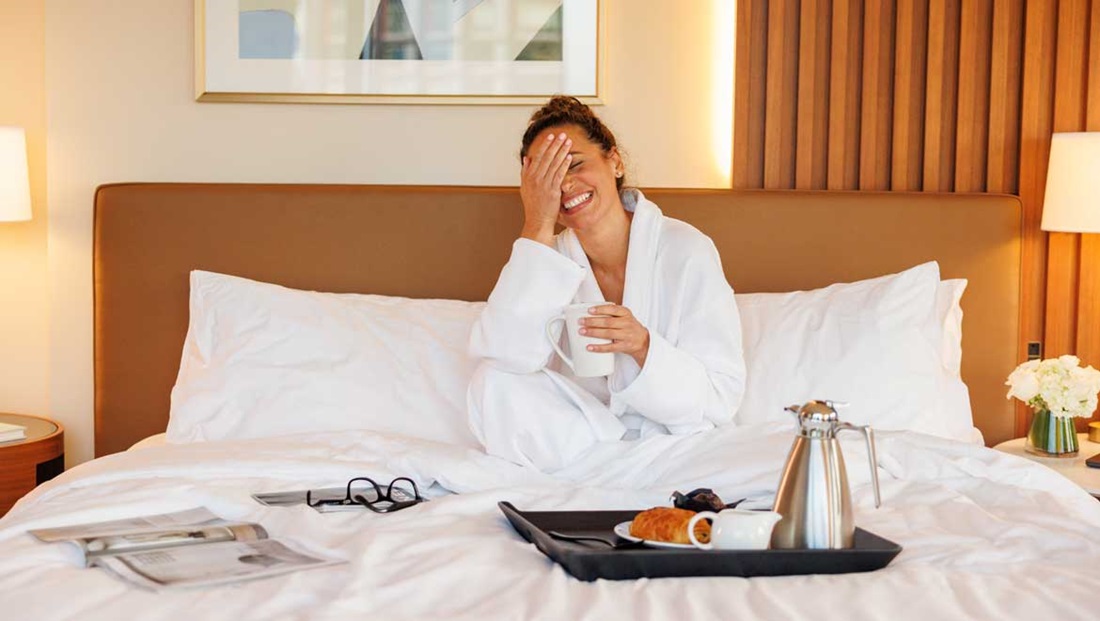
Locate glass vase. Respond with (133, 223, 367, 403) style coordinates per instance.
(1025, 409, 1079, 457)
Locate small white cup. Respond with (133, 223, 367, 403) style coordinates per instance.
(545, 302, 615, 378)
(687, 509, 783, 550)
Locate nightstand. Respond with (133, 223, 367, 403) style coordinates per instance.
(0, 413, 65, 516)
(993, 433, 1100, 498)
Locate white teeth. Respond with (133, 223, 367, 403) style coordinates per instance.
(563, 192, 592, 210)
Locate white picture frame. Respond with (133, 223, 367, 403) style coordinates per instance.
(195, 0, 603, 105)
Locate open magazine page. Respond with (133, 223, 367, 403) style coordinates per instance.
(94, 539, 342, 591)
(79, 523, 267, 563)
(29, 508, 267, 566)
(30, 508, 226, 542)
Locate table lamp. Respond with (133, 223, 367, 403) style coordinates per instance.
(1042, 131, 1100, 438)
(1042, 132, 1100, 234)
(0, 126, 32, 223)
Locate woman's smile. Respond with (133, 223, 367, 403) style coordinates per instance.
(562, 191, 593, 213)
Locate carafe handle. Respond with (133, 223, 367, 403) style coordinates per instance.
(837, 423, 882, 508)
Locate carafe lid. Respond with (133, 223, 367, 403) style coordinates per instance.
(786, 400, 843, 436)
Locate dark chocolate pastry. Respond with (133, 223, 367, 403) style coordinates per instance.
(670, 488, 746, 512)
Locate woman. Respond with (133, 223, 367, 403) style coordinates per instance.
(467, 96, 746, 472)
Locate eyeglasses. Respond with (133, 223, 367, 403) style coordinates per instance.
(306, 476, 425, 513)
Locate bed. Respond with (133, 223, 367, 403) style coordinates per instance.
(2, 183, 1099, 620)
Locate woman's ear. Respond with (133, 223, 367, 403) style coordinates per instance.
(609, 147, 624, 177)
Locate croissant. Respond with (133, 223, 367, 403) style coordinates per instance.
(630, 507, 710, 544)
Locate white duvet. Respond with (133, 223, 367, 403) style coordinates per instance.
(2, 425, 1099, 621)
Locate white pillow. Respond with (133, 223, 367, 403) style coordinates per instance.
(933, 278, 967, 377)
(733, 262, 975, 441)
(168, 271, 486, 448)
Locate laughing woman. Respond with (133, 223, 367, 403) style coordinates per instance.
(467, 96, 746, 472)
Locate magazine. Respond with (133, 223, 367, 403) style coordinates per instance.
(29, 507, 342, 590)
(0, 421, 26, 442)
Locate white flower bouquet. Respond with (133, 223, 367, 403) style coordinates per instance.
(1007, 355, 1100, 456)
(1006, 355, 1100, 418)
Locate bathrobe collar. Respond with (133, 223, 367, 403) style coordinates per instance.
(556, 188, 661, 329)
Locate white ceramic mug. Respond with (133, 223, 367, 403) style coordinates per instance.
(687, 509, 783, 550)
(545, 302, 615, 378)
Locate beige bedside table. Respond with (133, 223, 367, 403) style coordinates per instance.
(0, 413, 65, 516)
(993, 433, 1100, 498)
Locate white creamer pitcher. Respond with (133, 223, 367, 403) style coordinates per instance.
(686, 509, 783, 550)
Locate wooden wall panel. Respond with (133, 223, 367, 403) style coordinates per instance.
(954, 0, 993, 193)
(1092, 2, 1100, 130)
(1016, 0, 1058, 435)
(733, 0, 768, 189)
(891, 0, 927, 191)
(859, 0, 895, 190)
(763, 0, 800, 189)
(1078, 1, 1100, 408)
(1053, 0, 1091, 133)
(1044, 231, 1081, 358)
(987, 0, 1024, 194)
(923, 0, 961, 192)
(1079, 237, 1100, 375)
(1045, 0, 1090, 360)
(827, 0, 863, 190)
(732, 0, 1100, 438)
(796, 0, 832, 189)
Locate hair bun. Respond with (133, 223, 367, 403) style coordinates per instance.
(546, 95, 588, 114)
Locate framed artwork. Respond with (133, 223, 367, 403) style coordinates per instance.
(195, 0, 603, 104)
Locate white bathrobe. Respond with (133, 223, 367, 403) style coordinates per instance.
(467, 189, 746, 471)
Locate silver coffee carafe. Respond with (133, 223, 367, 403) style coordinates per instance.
(771, 400, 882, 550)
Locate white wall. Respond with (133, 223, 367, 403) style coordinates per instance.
(43, 0, 736, 465)
(0, 2, 49, 425)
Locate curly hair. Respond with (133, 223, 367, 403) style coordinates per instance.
(520, 96, 625, 190)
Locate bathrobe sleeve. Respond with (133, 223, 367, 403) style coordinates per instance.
(611, 238, 746, 432)
(468, 238, 586, 373)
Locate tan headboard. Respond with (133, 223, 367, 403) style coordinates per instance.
(94, 184, 1021, 456)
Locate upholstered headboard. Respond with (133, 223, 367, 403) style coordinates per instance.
(93, 184, 1021, 456)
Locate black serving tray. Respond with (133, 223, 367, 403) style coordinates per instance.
(499, 501, 902, 582)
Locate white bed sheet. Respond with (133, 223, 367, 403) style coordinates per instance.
(2, 425, 1099, 621)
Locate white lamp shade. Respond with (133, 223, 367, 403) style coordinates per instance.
(1042, 132, 1100, 233)
(0, 126, 32, 222)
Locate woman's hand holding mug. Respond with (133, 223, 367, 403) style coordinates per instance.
(578, 304, 650, 368)
(546, 303, 615, 378)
